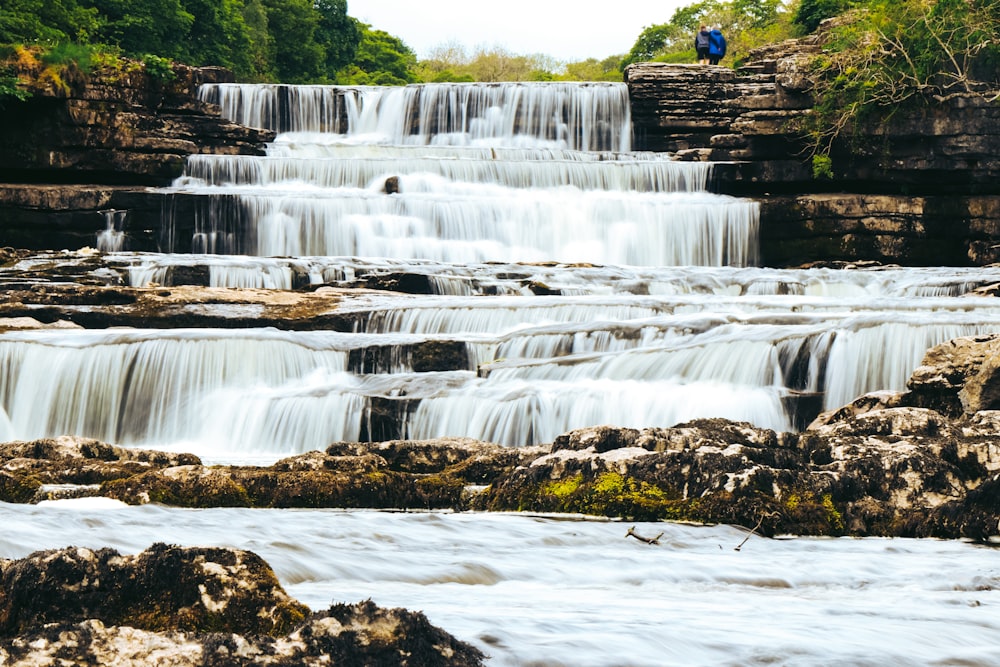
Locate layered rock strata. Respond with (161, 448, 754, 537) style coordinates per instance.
(0, 62, 273, 251)
(625, 41, 1000, 266)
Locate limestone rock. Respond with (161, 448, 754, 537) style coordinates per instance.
(0, 548, 484, 666)
(0, 543, 308, 638)
(477, 413, 999, 538)
(906, 333, 1000, 416)
(0, 436, 200, 503)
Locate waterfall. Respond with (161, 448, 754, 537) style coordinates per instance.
(6, 80, 1000, 460)
(168, 80, 759, 267)
(97, 209, 127, 252)
(199, 82, 633, 152)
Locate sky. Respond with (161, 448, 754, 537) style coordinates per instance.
(349, 0, 693, 63)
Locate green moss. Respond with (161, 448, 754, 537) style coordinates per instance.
(543, 473, 583, 499)
(0, 471, 42, 503)
(414, 474, 466, 509)
(576, 472, 683, 521)
(781, 489, 846, 535)
(822, 493, 845, 532)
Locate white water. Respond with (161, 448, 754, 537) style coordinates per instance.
(3, 503, 999, 667)
(8, 81, 1000, 664)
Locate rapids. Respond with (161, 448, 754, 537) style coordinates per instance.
(3, 502, 999, 667)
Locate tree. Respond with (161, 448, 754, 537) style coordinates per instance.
(0, 0, 99, 43)
(178, 0, 254, 77)
(338, 24, 416, 84)
(561, 56, 624, 82)
(84, 0, 193, 58)
(241, 0, 273, 81)
(732, 0, 782, 29)
(314, 0, 360, 76)
(261, 0, 324, 83)
(794, 0, 850, 32)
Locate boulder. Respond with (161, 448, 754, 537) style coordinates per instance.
(0, 436, 200, 503)
(0, 543, 308, 637)
(0, 546, 484, 666)
(906, 334, 1000, 416)
(476, 412, 1000, 538)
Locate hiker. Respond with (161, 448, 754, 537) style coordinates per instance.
(708, 26, 727, 65)
(694, 25, 711, 65)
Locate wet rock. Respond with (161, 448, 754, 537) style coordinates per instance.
(348, 339, 469, 373)
(0, 543, 308, 638)
(327, 437, 539, 478)
(0, 282, 359, 330)
(101, 465, 252, 507)
(102, 462, 466, 510)
(0, 549, 484, 666)
(906, 333, 1000, 416)
(0, 436, 200, 503)
(477, 412, 1000, 538)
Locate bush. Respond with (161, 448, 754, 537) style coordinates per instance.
(142, 54, 175, 82)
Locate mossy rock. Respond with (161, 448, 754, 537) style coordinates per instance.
(0, 543, 308, 638)
(101, 466, 250, 507)
(0, 470, 42, 503)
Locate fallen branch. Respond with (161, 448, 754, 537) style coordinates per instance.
(625, 526, 664, 545)
(734, 511, 780, 551)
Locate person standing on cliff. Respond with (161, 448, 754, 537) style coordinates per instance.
(694, 25, 712, 65)
(708, 26, 727, 65)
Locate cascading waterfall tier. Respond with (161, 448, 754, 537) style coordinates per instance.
(198, 82, 634, 151)
(167, 81, 759, 266)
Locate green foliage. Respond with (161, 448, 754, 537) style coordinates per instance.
(811, 154, 834, 179)
(261, 0, 324, 83)
(804, 0, 1000, 157)
(559, 57, 624, 82)
(623, 23, 684, 67)
(0, 0, 100, 43)
(0, 72, 27, 108)
(336, 24, 417, 84)
(623, 0, 799, 68)
(794, 0, 850, 33)
(314, 0, 359, 75)
(142, 53, 174, 81)
(39, 40, 94, 71)
(240, 0, 274, 81)
(85, 0, 194, 59)
(175, 0, 254, 78)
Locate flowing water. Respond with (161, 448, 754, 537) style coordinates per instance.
(4, 80, 1000, 664)
(3, 500, 999, 667)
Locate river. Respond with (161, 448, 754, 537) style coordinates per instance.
(3, 80, 1000, 665)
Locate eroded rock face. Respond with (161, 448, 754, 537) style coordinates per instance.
(0, 547, 485, 667)
(906, 333, 1000, 416)
(0, 543, 308, 638)
(0, 436, 200, 503)
(475, 408, 1000, 540)
(625, 37, 1000, 267)
(0, 64, 272, 185)
(98, 439, 540, 510)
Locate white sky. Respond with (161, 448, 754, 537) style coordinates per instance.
(349, 0, 692, 63)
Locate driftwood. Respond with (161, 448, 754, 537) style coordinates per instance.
(625, 526, 664, 545)
(734, 512, 780, 551)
